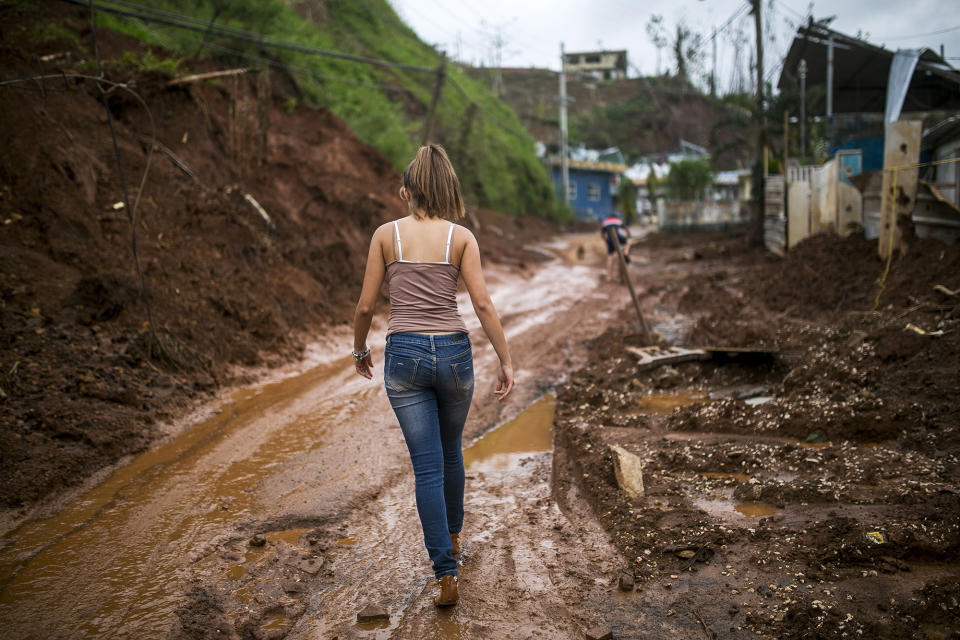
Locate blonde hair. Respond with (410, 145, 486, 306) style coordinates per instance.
(401, 144, 466, 220)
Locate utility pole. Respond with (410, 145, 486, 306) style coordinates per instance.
(421, 53, 446, 145)
(783, 109, 790, 249)
(751, 0, 766, 245)
(559, 42, 570, 208)
(826, 35, 834, 145)
(799, 58, 807, 159)
(711, 25, 717, 98)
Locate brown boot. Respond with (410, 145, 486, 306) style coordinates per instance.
(450, 532, 460, 556)
(434, 575, 458, 607)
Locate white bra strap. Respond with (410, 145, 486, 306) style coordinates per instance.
(444, 223, 455, 263)
(393, 221, 403, 261)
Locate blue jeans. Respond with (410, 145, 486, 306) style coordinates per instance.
(384, 332, 474, 579)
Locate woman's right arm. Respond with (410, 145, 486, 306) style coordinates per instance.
(460, 229, 514, 401)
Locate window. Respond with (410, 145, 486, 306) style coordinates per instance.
(567, 182, 577, 201)
(585, 55, 601, 63)
(587, 183, 601, 201)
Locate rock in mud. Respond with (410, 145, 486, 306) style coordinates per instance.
(356, 605, 389, 623)
(585, 625, 613, 640)
(610, 445, 645, 498)
(250, 534, 266, 547)
(297, 556, 323, 575)
(618, 572, 635, 591)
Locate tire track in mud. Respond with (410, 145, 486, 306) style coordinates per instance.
(1, 233, 639, 639)
(171, 236, 646, 639)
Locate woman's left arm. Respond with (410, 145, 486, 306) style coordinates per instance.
(353, 226, 387, 379)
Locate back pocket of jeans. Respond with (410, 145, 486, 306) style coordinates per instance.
(450, 361, 474, 394)
(386, 355, 419, 392)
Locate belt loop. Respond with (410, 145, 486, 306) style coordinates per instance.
(429, 334, 436, 353)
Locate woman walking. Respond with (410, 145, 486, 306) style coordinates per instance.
(352, 144, 514, 607)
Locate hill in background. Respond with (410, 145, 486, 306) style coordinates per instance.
(468, 67, 751, 169)
(91, 0, 562, 217)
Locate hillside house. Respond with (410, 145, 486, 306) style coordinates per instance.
(562, 49, 627, 80)
(547, 155, 627, 221)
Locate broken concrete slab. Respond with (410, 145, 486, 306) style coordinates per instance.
(585, 625, 613, 640)
(610, 445, 644, 499)
(356, 605, 389, 623)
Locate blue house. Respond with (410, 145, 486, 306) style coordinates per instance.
(548, 157, 627, 220)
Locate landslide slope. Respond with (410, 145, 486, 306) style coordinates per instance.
(0, 5, 554, 511)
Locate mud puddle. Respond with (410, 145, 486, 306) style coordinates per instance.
(463, 395, 555, 471)
(270, 394, 641, 640)
(0, 347, 391, 640)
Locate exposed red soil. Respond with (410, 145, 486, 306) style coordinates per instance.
(0, 4, 556, 511)
(555, 231, 960, 639)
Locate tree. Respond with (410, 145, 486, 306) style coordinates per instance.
(672, 21, 704, 84)
(618, 177, 637, 223)
(665, 157, 713, 201)
(646, 15, 668, 75)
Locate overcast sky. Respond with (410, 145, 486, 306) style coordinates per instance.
(388, 0, 960, 92)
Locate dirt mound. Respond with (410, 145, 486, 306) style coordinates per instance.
(554, 230, 960, 640)
(0, 6, 556, 511)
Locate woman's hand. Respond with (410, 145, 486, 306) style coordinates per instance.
(494, 362, 514, 401)
(355, 352, 374, 380)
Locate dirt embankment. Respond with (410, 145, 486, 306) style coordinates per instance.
(555, 231, 960, 639)
(0, 4, 557, 512)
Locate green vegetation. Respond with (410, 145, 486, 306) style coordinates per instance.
(120, 49, 183, 75)
(665, 157, 713, 200)
(94, 0, 563, 218)
(33, 23, 85, 49)
(617, 177, 637, 223)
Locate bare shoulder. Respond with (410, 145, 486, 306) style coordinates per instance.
(373, 221, 395, 237)
(454, 223, 478, 246)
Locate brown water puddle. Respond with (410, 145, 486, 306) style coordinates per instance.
(735, 502, 780, 517)
(0, 354, 358, 640)
(701, 472, 751, 482)
(462, 395, 556, 471)
(691, 494, 782, 522)
(634, 391, 706, 416)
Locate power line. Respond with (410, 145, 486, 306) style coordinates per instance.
(878, 24, 960, 41)
(137, 19, 424, 94)
(59, 0, 437, 74)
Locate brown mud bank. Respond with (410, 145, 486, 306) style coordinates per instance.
(0, 230, 637, 640)
(556, 231, 960, 639)
(0, 2, 557, 516)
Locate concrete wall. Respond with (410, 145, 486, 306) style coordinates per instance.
(788, 181, 812, 249)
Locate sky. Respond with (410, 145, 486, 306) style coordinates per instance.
(388, 0, 960, 93)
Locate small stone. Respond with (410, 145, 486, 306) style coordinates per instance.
(298, 556, 324, 575)
(585, 625, 613, 640)
(356, 605, 389, 623)
(249, 534, 266, 547)
(728, 605, 740, 616)
(618, 572, 635, 591)
(281, 579, 305, 594)
(677, 549, 697, 559)
(669, 574, 679, 579)
(610, 445, 644, 498)
(666, 609, 676, 616)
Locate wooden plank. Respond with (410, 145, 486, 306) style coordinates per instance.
(624, 345, 710, 371)
(167, 68, 250, 86)
(879, 121, 922, 257)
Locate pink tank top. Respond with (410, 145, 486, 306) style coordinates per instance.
(385, 221, 468, 336)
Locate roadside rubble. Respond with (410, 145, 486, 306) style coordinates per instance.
(556, 231, 960, 639)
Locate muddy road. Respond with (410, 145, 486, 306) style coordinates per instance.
(0, 232, 647, 639)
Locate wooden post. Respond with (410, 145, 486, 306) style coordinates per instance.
(751, 0, 766, 245)
(783, 109, 789, 250)
(421, 54, 446, 145)
(606, 226, 651, 344)
(457, 102, 477, 164)
(879, 121, 921, 258)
